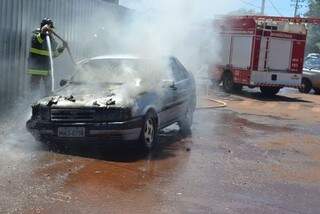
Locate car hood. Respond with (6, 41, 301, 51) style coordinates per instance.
(35, 83, 145, 108)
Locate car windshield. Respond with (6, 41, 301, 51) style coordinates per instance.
(72, 58, 169, 84)
(304, 57, 320, 69)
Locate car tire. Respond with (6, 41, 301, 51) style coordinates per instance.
(260, 86, 281, 96)
(179, 104, 194, 135)
(139, 111, 158, 150)
(222, 72, 242, 93)
(299, 78, 312, 94)
(314, 88, 320, 95)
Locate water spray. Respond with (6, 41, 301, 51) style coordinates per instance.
(45, 33, 55, 92)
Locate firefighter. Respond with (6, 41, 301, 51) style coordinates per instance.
(27, 18, 66, 96)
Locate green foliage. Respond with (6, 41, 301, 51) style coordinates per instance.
(305, 0, 320, 53)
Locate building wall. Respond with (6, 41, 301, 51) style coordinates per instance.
(0, 0, 130, 109)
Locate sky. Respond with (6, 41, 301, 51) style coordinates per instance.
(119, 0, 309, 18)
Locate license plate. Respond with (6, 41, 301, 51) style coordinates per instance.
(58, 127, 85, 138)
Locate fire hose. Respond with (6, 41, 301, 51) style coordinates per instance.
(45, 31, 76, 92)
(196, 97, 227, 110)
(52, 31, 77, 66)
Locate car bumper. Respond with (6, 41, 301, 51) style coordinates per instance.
(26, 117, 144, 142)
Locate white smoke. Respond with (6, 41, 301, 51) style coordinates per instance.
(62, 0, 239, 104)
(116, 0, 236, 73)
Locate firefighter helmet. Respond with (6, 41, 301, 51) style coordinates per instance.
(40, 18, 54, 29)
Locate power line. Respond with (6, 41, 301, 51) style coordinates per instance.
(291, 0, 306, 17)
(238, 0, 261, 9)
(267, 0, 283, 16)
(261, 0, 266, 15)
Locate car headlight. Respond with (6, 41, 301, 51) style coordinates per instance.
(32, 105, 40, 119)
(99, 108, 132, 122)
(32, 105, 50, 121)
(120, 108, 132, 121)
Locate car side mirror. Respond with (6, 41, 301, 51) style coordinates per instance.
(59, 79, 68, 87)
(162, 79, 177, 90)
(162, 79, 174, 87)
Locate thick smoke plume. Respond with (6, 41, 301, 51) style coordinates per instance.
(77, 0, 237, 101)
(114, 0, 235, 75)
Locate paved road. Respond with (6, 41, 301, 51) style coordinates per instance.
(0, 88, 320, 213)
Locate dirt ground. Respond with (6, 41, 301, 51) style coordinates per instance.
(0, 87, 320, 214)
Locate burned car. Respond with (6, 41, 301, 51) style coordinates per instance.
(27, 56, 196, 149)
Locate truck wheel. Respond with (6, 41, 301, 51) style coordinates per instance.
(314, 88, 320, 95)
(139, 111, 158, 150)
(211, 79, 220, 89)
(299, 78, 312, 94)
(260, 86, 281, 96)
(222, 72, 242, 93)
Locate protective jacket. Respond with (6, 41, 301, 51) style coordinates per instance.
(27, 29, 63, 76)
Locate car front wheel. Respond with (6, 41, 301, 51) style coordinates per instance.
(299, 78, 312, 94)
(139, 111, 158, 150)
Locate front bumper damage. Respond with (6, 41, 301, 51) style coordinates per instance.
(26, 117, 143, 142)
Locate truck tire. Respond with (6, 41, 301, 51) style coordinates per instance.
(260, 86, 281, 96)
(299, 78, 312, 94)
(222, 72, 242, 93)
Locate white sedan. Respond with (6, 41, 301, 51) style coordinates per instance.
(299, 57, 320, 94)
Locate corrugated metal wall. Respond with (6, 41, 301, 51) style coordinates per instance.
(0, 0, 130, 110)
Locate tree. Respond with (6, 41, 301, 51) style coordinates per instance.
(305, 0, 320, 53)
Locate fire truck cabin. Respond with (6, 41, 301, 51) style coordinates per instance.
(212, 16, 309, 96)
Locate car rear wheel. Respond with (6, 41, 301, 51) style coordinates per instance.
(179, 105, 194, 135)
(139, 112, 158, 150)
(260, 86, 281, 96)
(299, 78, 312, 94)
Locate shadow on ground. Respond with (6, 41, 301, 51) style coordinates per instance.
(213, 86, 312, 103)
(43, 128, 191, 163)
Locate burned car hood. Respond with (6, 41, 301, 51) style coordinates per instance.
(36, 83, 145, 108)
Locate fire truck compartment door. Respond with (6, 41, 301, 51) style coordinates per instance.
(219, 35, 232, 65)
(267, 38, 292, 71)
(231, 36, 252, 69)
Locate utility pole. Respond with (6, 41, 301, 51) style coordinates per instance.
(292, 0, 306, 17)
(261, 0, 266, 15)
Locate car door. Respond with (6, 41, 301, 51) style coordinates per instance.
(169, 57, 191, 121)
(158, 79, 177, 128)
(304, 57, 320, 87)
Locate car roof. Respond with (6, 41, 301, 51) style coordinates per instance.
(77, 55, 176, 65)
(90, 55, 143, 60)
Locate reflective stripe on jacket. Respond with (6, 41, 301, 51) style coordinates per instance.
(27, 30, 61, 76)
(27, 69, 49, 76)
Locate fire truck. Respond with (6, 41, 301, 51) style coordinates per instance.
(210, 16, 320, 96)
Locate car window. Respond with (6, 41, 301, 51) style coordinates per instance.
(305, 58, 320, 69)
(170, 58, 188, 82)
(73, 58, 168, 84)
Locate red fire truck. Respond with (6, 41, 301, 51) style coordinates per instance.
(210, 16, 320, 96)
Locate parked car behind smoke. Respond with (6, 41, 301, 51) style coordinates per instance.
(26, 55, 196, 149)
(299, 56, 320, 94)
